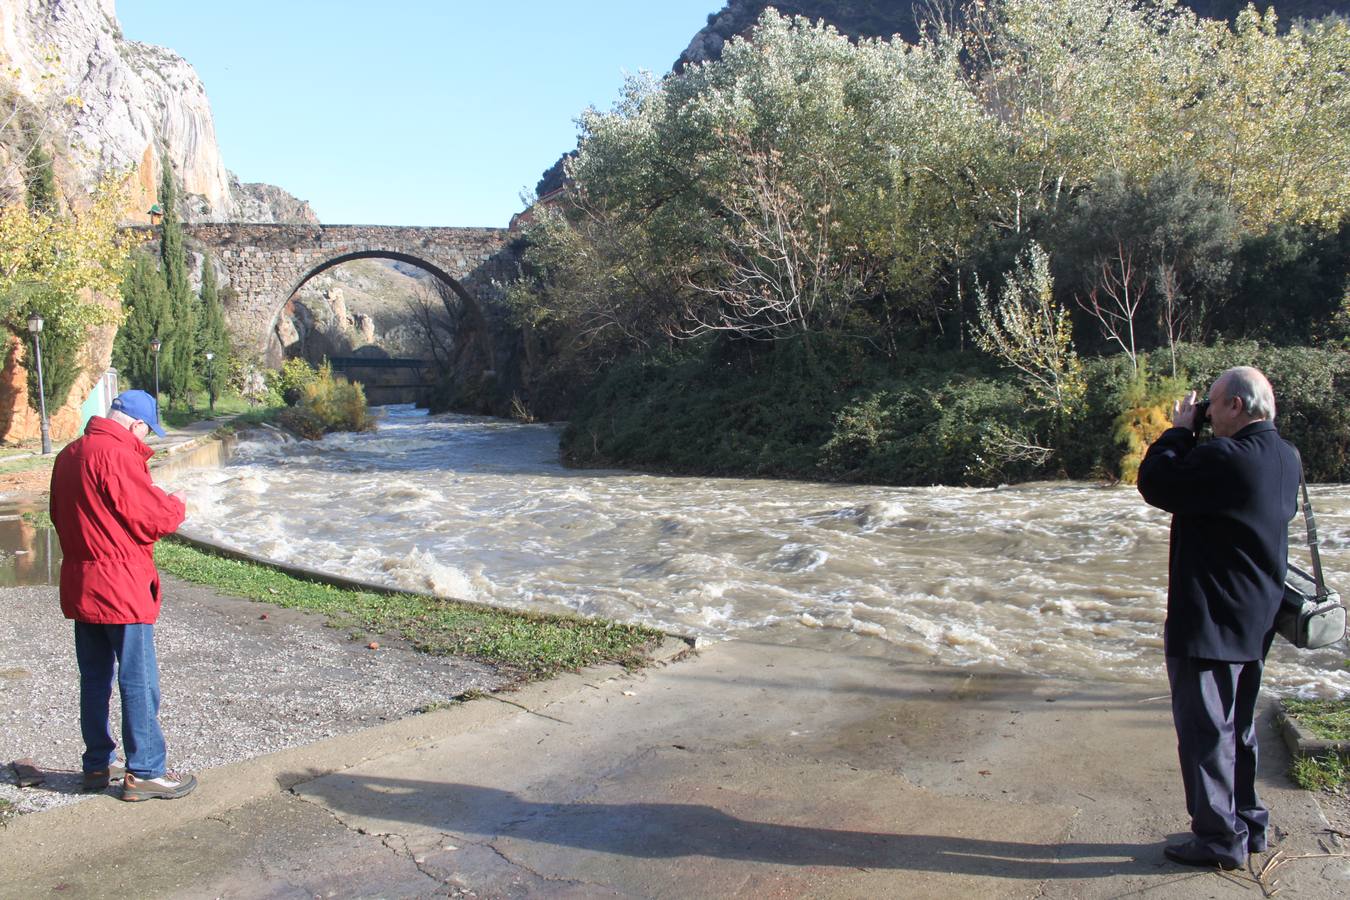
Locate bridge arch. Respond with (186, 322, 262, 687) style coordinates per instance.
(175, 223, 515, 366)
(270, 249, 497, 371)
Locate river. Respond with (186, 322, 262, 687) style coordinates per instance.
(158, 405, 1349, 697)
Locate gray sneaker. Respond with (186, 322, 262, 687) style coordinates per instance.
(82, 762, 126, 792)
(121, 771, 197, 802)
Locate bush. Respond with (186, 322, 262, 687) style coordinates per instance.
(268, 358, 318, 406)
(563, 336, 1350, 486)
(277, 362, 374, 438)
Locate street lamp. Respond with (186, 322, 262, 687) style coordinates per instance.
(150, 337, 162, 400)
(147, 204, 163, 226)
(26, 312, 50, 455)
(205, 351, 216, 414)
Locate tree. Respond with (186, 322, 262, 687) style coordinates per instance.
(1, 172, 133, 411)
(972, 242, 1084, 417)
(197, 254, 227, 359)
(1055, 167, 1238, 369)
(156, 158, 198, 407)
(112, 251, 171, 392)
(24, 144, 57, 214)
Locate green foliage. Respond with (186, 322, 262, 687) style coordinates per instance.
(821, 376, 1034, 485)
(277, 361, 374, 439)
(564, 336, 1037, 486)
(112, 251, 170, 393)
(197, 256, 227, 405)
(1285, 698, 1350, 741)
(511, 2, 1350, 380)
(564, 337, 1350, 486)
(513, 2, 1350, 484)
(972, 242, 1085, 417)
(22, 312, 81, 414)
(158, 159, 198, 407)
(268, 357, 318, 406)
(1228, 219, 1350, 344)
(155, 539, 662, 677)
(1291, 753, 1349, 792)
(1053, 167, 1240, 362)
(2, 173, 133, 410)
(24, 144, 56, 213)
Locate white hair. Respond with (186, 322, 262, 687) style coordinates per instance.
(108, 409, 141, 429)
(1220, 366, 1276, 421)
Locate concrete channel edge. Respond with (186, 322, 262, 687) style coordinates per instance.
(1276, 700, 1350, 758)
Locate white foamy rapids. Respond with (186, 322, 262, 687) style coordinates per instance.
(164, 406, 1350, 696)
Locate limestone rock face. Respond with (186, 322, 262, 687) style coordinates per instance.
(0, 0, 312, 223)
(230, 172, 320, 225)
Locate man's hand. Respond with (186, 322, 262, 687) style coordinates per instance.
(1171, 391, 1199, 430)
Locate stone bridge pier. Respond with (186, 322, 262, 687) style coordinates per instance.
(175, 223, 517, 367)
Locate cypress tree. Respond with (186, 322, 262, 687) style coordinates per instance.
(197, 255, 228, 405)
(25, 144, 57, 213)
(157, 157, 198, 407)
(112, 252, 171, 393)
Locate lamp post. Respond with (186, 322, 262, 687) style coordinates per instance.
(147, 204, 163, 226)
(205, 351, 216, 414)
(26, 312, 50, 455)
(150, 337, 162, 401)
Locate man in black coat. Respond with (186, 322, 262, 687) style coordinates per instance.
(1137, 366, 1299, 870)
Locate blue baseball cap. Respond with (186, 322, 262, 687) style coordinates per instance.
(110, 390, 166, 437)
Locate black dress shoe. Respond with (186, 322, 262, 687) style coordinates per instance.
(1164, 841, 1244, 870)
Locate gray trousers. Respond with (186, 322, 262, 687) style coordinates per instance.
(1165, 655, 1267, 862)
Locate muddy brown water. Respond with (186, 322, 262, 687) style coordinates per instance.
(144, 406, 1349, 698)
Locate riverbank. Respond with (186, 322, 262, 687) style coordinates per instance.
(3, 634, 1347, 897)
(560, 339, 1350, 486)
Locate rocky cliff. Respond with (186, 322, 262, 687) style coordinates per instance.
(0, 0, 314, 223)
(674, 0, 1350, 72)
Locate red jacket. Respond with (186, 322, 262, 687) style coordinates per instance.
(49, 417, 186, 624)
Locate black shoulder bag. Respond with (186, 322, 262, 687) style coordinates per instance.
(1276, 453, 1346, 650)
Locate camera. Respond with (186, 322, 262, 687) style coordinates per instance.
(1192, 400, 1210, 436)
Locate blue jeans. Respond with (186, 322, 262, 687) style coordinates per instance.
(74, 622, 166, 779)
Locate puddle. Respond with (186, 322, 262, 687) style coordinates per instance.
(0, 501, 60, 587)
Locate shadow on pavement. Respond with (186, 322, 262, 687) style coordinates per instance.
(294, 773, 1163, 880)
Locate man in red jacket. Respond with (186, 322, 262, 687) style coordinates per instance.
(50, 390, 196, 801)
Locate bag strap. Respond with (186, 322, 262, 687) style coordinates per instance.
(1291, 446, 1328, 596)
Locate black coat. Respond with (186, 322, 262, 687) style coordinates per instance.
(1137, 421, 1299, 661)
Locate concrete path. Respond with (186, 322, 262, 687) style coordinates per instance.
(3, 636, 1347, 898)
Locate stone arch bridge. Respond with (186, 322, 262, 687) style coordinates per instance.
(159, 223, 519, 367)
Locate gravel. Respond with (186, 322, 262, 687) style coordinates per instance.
(0, 577, 510, 816)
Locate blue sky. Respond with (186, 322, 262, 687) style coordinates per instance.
(116, 1, 718, 227)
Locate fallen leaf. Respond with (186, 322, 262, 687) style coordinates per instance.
(367, 641, 380, 650)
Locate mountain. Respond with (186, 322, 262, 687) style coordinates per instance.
(0, 0, 315, 223)
(674, 0, 1350, 71)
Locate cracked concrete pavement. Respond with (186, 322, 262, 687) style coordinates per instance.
(3, 634, 1348, 898)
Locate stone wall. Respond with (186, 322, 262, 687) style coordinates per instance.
(163, 223, 515, 356)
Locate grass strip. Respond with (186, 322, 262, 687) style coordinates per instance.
(155, 538, 663, 678)
(1284, 698, 1350, 792)
(0, 455, 54, 475)
(1292, 753, 1349, 792)
(1284, 699, 1350, 741)
(21, 509, 53, 528)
